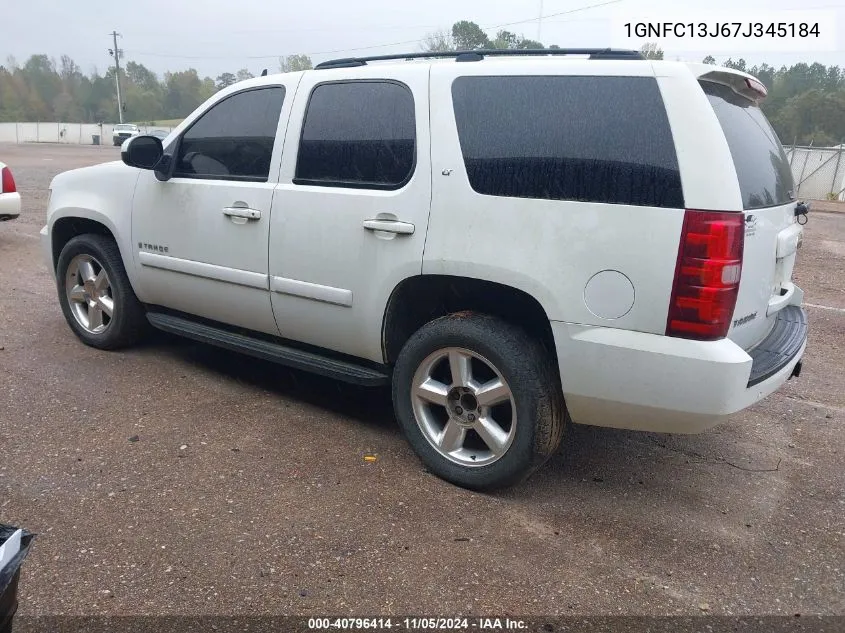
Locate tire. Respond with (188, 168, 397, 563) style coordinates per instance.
(392, 313, 565, 491)
(56, 234, 147, 350)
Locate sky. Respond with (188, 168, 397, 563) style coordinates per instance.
(2, 0, 843, 78)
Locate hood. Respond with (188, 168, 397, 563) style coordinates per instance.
(49, 160, 128, 191)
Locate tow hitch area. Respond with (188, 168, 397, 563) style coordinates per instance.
(795, 201, 810, 225)
(790, 360, 803, 379)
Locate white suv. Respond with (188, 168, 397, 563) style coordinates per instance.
(112, 124, 140, 146)
(41, 49, 808, 490)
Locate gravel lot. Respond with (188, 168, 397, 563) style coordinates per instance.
(1, 143, 843, 618)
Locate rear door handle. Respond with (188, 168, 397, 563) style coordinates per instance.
(362, 218, 415, 235)
(223, 207, 261, 223)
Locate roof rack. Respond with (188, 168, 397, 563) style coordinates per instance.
(315, 48, 644, 70)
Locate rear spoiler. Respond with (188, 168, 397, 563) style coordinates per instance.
(687, 63, 768, 104)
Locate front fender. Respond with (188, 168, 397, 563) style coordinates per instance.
(47, 162, 142, 295)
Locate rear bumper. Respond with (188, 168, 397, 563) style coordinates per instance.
(748, 306, 807, 386)
(552, 308, 807, 434)
(0, 192, 21, 220)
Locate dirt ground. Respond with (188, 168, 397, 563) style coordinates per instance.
(0, 143, 843, 618)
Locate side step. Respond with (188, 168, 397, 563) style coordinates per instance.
(146, 312, 389, 387)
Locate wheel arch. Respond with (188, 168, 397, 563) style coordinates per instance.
(381, 275, 558, 369)
(51, 213, 117, 271)
(49, 209, 142, 297)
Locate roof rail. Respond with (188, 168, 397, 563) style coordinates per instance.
(315, 48, 644, 70)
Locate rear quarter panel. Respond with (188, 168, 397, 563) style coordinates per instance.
(424, 60, 687, 334)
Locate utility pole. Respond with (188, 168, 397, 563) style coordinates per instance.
(537, 0, 544, 43)
(109, 31, 124, 123)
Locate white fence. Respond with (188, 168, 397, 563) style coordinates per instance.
(784, 145, 845, 201)
(0, 122, 175, 145)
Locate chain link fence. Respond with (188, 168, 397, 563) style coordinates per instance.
(785, 144, 845, 202)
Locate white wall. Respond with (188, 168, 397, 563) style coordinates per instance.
(0, 122, 174, 145)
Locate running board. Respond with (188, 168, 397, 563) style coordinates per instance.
(146, 312, 389, 386)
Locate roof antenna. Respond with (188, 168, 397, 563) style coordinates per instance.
(260, 68, 268, 76)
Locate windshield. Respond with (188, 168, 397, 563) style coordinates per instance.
(701, 80, 794, 210)
(115, 124, 137, 131)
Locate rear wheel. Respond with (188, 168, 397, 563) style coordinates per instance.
(56, 234, 147, 350)
(392, 313, 565, 490)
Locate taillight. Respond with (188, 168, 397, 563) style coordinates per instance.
(1, 167, 15, 194)
(666, 209, 744, 341)
(745, 77, 768, 98)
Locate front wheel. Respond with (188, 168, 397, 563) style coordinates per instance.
(392, 313, 565, 491)
(56, 234, 147, 350)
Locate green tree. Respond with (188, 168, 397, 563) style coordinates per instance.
(235, 68, 254, 82)
(702, 55, 716, 65)
(279, 54, 313, 72)
(724, 58, 747, 72)
(451, 20, 489, 50)
(216, 72, 236, 89)
(490, 30, 519, 49)
(125, 61, 159, 92)
(163, 69, 205, 118)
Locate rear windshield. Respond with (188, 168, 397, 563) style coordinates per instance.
(701, 81, 794, 210)
(451, 76, 684, 208)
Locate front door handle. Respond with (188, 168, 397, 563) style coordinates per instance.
(223, 206, 261, 222)
(362, 218, 415, 235)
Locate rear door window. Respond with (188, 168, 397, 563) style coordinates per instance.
(701, 80, 794, 210)
(294, 80, 416, 189)
(451, 75, 684, 208)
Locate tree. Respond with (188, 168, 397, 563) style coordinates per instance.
(5, 47, 845, 148)
(235, 68, 254, 82)
(216, 72, 236, 89)
(490, 30, 519, 49)
(279, 54, 313, 73)
(639, 43, 664, 60)
(724, 58, 747, 72)
(163, 69, 205, 118)
(451, 20, 489, 50)
(421, 30, 454, 52)
(518, 38, 544, 49)
(771, 89, 845, 145)
(702, 55, 716, 65)
(125, 61, 159, 92)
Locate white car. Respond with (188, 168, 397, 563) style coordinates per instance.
(0, 161, 21, 221)
(112, 124, 140, 146)
(41, 49, 808, 490)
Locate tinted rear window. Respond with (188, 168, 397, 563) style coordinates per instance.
(295, 81, 416, 189)
(451, 76, 683, 208)
(702, 81, 794, 210)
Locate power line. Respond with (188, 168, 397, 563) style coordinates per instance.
(125, 0, 627, 62)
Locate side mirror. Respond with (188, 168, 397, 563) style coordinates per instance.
(122, 135, 163, 170)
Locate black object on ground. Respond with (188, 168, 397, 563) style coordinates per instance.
(0, 525, 35, 633)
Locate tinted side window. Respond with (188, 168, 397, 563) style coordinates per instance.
(175, 87, 285, 182)
(295, 81, 415, 189)
(451, 76, 683, 208)
(702, 81, 794, 209)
